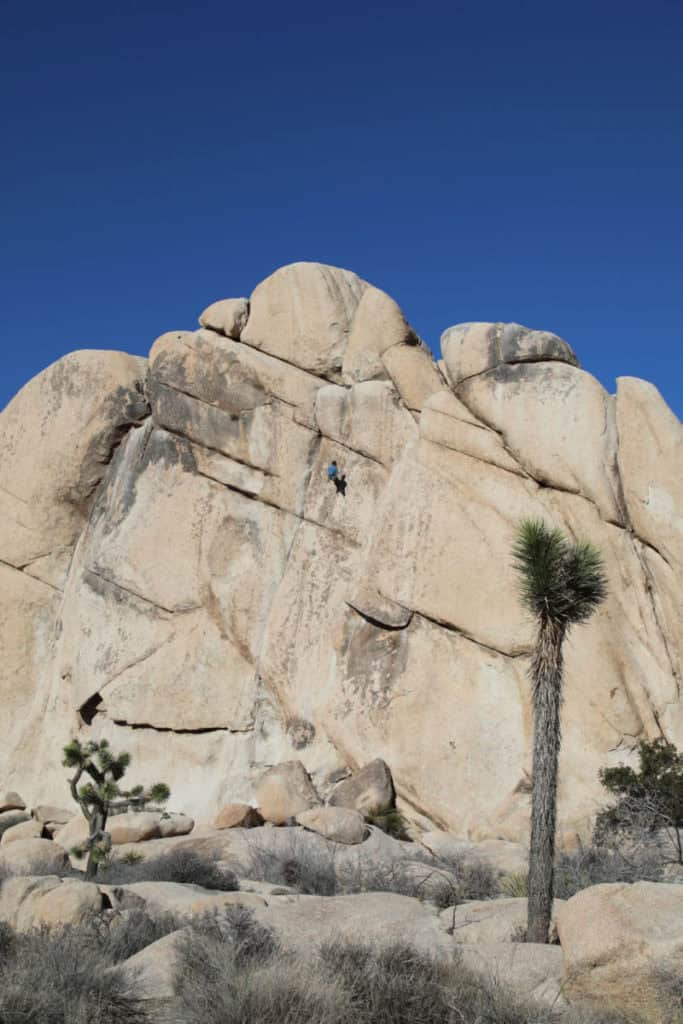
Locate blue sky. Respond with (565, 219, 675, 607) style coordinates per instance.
(1, 0, 682, 418)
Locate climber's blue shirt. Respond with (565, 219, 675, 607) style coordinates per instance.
(327, 464, 338, 479)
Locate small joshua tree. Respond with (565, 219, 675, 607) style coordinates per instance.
(596, 737, 683, 865)
(63, 738, 170, 878)
(512, 519, 607, 943)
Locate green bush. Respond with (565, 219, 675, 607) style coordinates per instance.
(364, 804, 409, 840)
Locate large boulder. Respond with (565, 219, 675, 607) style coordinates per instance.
(328, 759, 394, 815)
(213, 803, 263, 830)
(118, 928, 183, 1002)
(108, 881, 266, 916)
(0, 875, 103, 931)
(456, 943, 566, 1010)
(0, 792, 26, 813)
(251, 891, 452, 959)
(32, 805, 75, 826)
(440, 321, 577, 387)
(0, 837, 69, 875)
(557, 881, 683, 1023)
(241, 262, 367, 380)
(297, 806, 367, 845)
(199, 297, 249, 339)
(256, 761, 321, 825)
(0, 818, 43, 845)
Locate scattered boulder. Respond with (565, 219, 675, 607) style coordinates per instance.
(297, 806, 367, 845)
(0, 837, 68, 875)
(118, 928, 184, 1002)
(256, 761, 321, 825)
(0, 792, 26, 813)
(32, 805, 75, 826)
(54, 811, 193, 850)
(557, 881, 683, 1024)
(110, 881, 266, 916)
(158, 813, 194, 839)
(0, 875, 103, 931)
(199, 297, 250, 339)
(440, 897, 565, 944)
(0, 818, 43, 845)
(456, 943, 566, 1010)
(213, 803, 264, 830)
(0, 809, 30, 833)
(328, 759, 394, 815)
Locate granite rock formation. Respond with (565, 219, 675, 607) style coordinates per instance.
(1, 262, 681, 841)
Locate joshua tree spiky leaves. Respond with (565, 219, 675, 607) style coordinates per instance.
(63, 738, 170, 878)
(512, 519, 607, 943)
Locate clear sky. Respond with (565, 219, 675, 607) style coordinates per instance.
(2, 0, 682, 418)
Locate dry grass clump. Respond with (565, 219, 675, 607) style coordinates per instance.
(243, 828, 498, 908)
(553, 841, 662, 899)
(98, 846, 239, 891)
(171, 931, 635, 1024)
(0, 920, 146, 1024)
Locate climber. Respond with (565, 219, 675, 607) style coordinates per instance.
(327, 460, 347, 496)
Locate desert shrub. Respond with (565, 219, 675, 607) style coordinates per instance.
(119, 849, 144, 865)
(0, 811, 29, 840)
(499, 871, 529, 897)
(173, 936, 349, 1024)
(190, 905, 279, 968)
(415, 848, 498, 901)
(453, 855, 499, 900)
(171, 927, 634, 1024)
(653, 965, 683, 1024)
(99, 846, 239, 891)
(0, 922, 146, 1024)
(364, 804, 409, 840)
(0, 920, 16, 962)
(553, 840, 662, 899)
(320, 939, 452, 1024)
(246, 831, 339, 896)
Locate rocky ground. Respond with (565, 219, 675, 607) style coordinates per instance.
(0, 769, 681, 1024)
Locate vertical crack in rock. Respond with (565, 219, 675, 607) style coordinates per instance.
(611, 418, 681, 701)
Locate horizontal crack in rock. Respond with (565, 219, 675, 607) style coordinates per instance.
(111, 718, 253, 735)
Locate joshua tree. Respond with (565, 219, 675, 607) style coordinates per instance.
(512, 519, 607, 942)
(63, 738, 170, 878)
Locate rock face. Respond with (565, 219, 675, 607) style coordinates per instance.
(0, 261, 681, 843)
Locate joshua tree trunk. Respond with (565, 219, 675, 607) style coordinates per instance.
(527, 618, 565, 943)
(85, 808, 109, 880)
